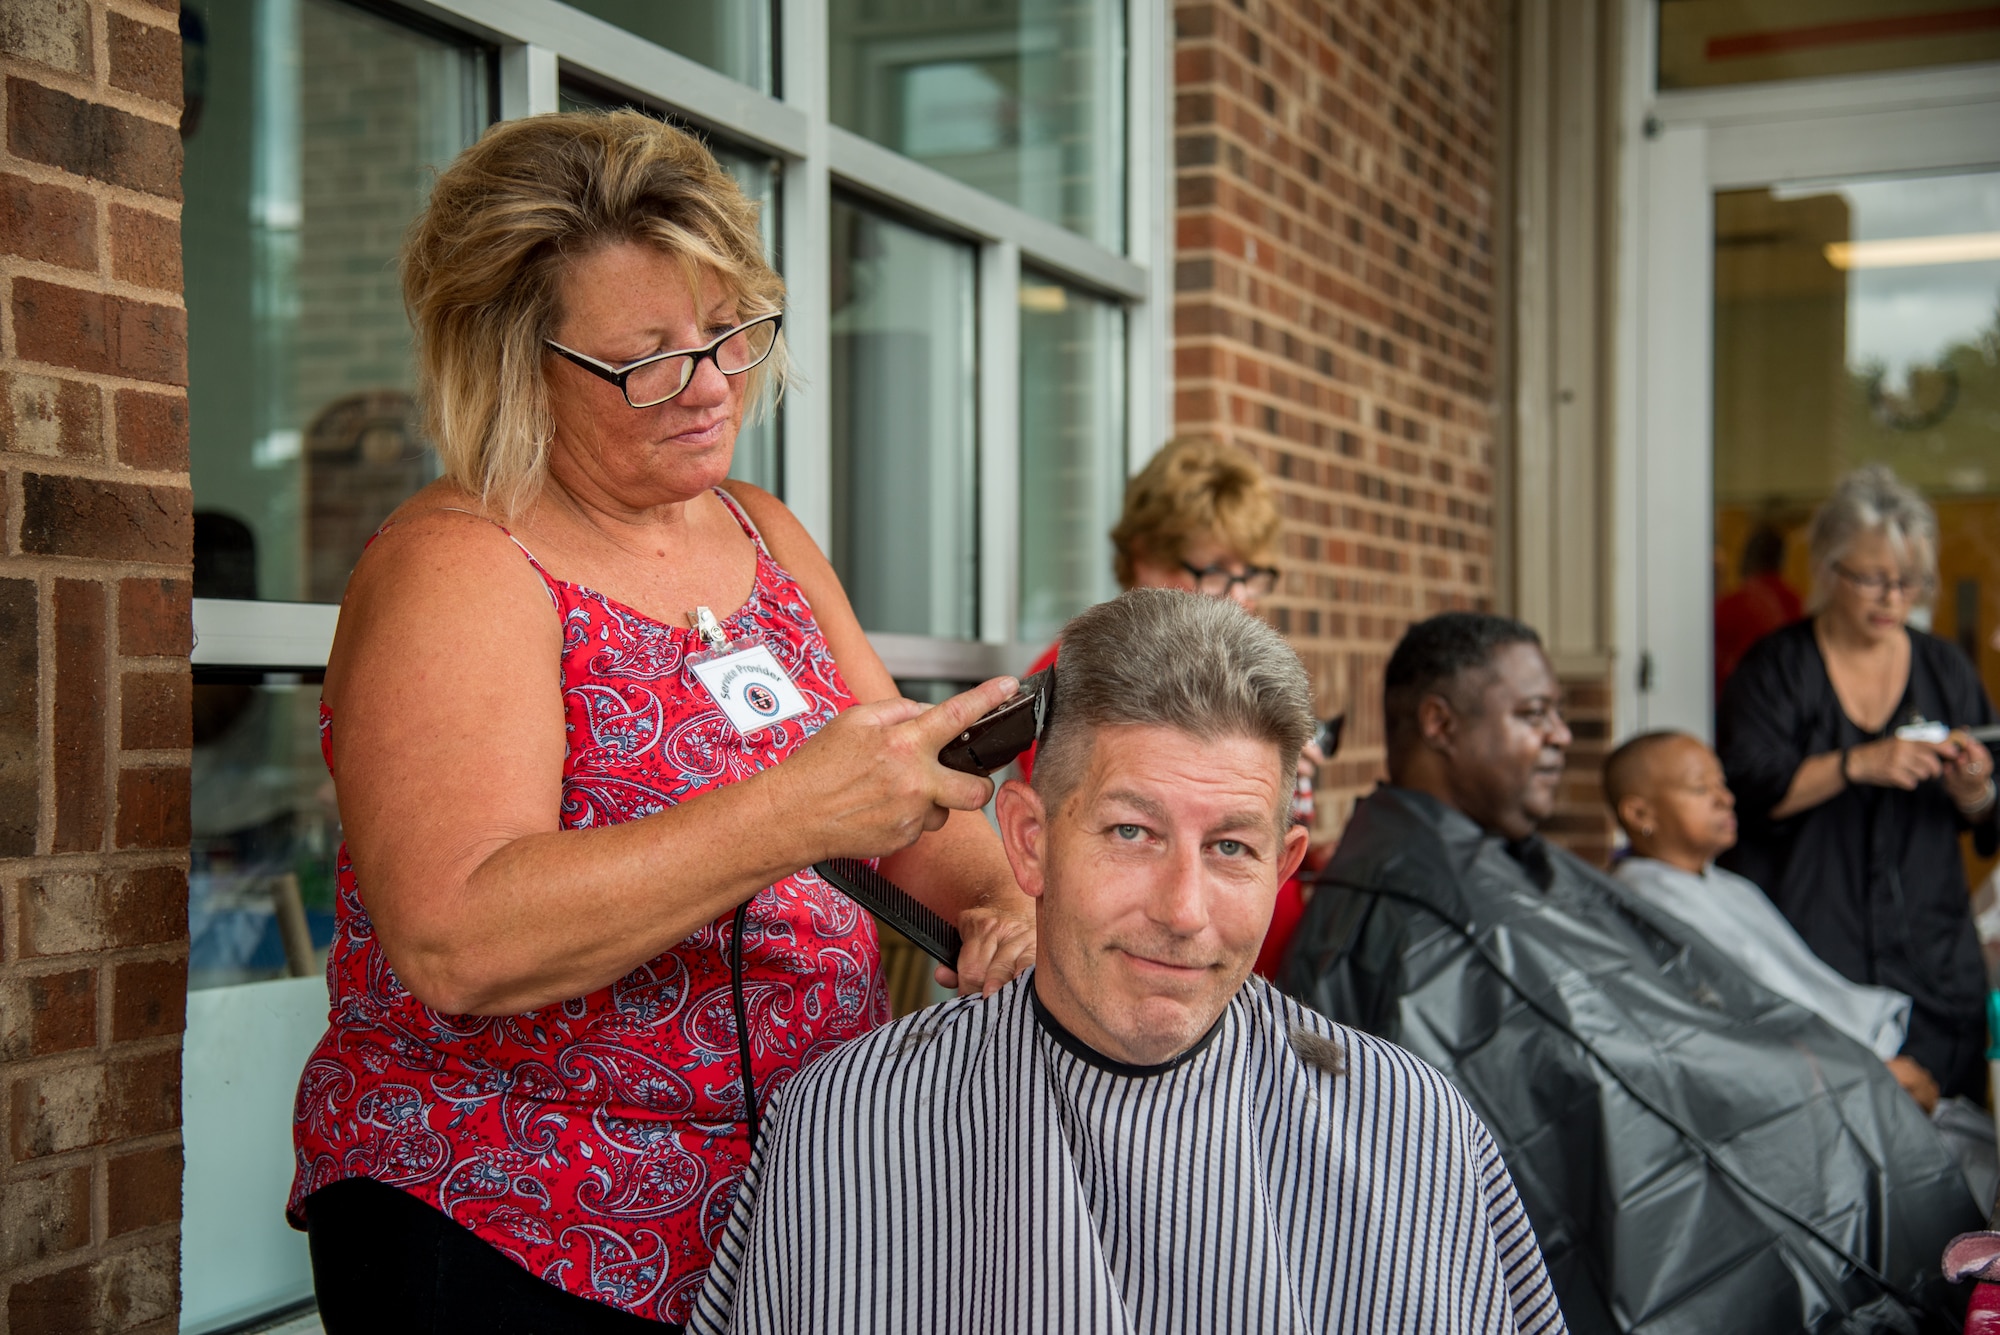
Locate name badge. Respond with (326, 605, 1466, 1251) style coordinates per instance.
(687, 606, 809, 737)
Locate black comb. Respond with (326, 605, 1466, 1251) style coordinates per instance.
(813, 858, 963, 967)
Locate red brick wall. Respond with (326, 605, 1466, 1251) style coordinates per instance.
(1172, 0, 1501, 841)
(0, 1, 189, 1329)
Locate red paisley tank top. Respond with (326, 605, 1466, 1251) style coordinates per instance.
(288, 491, 890, 1324)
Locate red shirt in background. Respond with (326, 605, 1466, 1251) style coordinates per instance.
(1715, 572, 1803, 699)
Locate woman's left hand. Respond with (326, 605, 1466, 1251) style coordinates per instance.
(936, 904, 1037, 997)
(1942, 731, 1997, 815)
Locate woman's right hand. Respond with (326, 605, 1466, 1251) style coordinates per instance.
(1845, 736, 1945, 790)
(775, 676, 1022, 861)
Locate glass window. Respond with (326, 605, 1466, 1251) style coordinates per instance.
(182, 0, 490, 603)
(830, 197, 979, 639)
(1712, 169, 2000, 714)
(1017, 272, 1125, 645)
(189, 677, 340, 989)
(1659, 0, 2000, 91)
(558, 82, 784, 494)
(830, 0, 1125, 251)
(558, 0, 772, 94)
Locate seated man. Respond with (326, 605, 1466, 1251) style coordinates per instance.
(1281, 612, 1977, 1335)
(1604, 731, 1917, 1081)
(692, 590, 1564, 1335)
(1607, 730, 2000, 1208)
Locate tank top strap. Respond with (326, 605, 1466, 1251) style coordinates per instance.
(711, 487, 774, 561)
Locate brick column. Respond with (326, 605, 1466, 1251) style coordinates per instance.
(1173, 0, 1517, 844)
(0, 1, 190, 1330)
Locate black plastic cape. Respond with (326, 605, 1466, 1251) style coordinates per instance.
(1279, 786, 1980, 1335)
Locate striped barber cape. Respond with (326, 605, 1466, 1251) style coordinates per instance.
(690, 971, 1565, 1334)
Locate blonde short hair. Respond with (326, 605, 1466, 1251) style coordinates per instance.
(403, 111, 786, 513)
(1109, 437, 1282, 588)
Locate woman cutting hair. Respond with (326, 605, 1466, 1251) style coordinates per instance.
(287, 111, 1032, 1331)
(1719, 465, 1997, 1108)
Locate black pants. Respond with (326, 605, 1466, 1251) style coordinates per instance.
(305, 1178, 681, 1334)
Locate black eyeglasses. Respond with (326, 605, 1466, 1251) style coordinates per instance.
(1181, 561, 1279, 599)
(1832, 561, 1934, 601)
(545, 312, 783, 408)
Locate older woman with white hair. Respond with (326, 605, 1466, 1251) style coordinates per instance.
(1719, 465, 1997, 1110)
(285, 112, 1033, 1332)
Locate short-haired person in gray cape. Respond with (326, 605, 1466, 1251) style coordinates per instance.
(1280, 611, 1980, 1335)
(691, 589, 1565, 1335)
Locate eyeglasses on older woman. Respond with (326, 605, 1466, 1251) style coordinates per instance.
(546, 311, 783, 409)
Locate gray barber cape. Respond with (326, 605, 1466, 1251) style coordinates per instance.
(690, 970, 1565, 1335)
(1280, 786, 1981, 1335)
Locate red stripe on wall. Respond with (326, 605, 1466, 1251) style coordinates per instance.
(1706, 6, 2000, 60)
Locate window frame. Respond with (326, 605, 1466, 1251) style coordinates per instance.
(190, 0, 1172, 681)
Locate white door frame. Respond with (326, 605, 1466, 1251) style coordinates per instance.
(1613, 2, 2000, 743)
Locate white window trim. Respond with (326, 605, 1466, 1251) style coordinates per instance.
(201, 0, 1164, 675)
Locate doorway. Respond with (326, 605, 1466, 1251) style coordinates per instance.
(1625, 46, 2000, 741)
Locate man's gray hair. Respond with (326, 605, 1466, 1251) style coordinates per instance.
(1032, 589, 1315, 821)
(1806, 464, 1937, 611)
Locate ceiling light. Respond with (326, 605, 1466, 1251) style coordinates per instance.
(1824, 232, 2000, 269)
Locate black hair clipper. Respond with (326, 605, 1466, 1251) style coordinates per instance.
(937, 667, 1056, 776)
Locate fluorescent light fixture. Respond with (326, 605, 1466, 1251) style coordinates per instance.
(1824, 232, 2000, 269)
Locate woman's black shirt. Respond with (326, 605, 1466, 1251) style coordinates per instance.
(1718, 618, 1999, 1100)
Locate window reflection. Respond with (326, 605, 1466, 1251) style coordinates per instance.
(559, 0, 771, 94)
(183, 0, 490, 603)
(190, 678, 340, 990)
(830, 198, 979, 639)
(1018, 274, 1125, 644)
(830, 0, 1125, 251)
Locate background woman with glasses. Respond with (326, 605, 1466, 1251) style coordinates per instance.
(1719, 465, 1998, 1111)
(1017, 437, 1328, 974)
(288, 112, 1033, 1332)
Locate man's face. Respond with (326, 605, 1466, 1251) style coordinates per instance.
(1437, 642, 1572, 839)
(996, 724, 1310, 1066)
(1636, 737, 1739, 865)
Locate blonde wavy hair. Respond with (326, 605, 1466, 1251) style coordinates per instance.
(1110, 437, 1282, 587)
(403, 110, 786, 514)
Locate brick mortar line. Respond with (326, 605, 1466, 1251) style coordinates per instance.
(1, 946, 187, 980)
(0, 1125, 185, 1178)
(112, 657, 186, 674)
(0, 150, 185, 218)
(114, 749, 189, 767)
(0, 54, 182, 132)
(1, 356, 188, 397)
(0, 1217, 183, 1290)
(0, 1028, 182, 1075)
(33, 570, 55, 858)
(101, 0, 182, 33)
(0, 559, 192, 589)
(1, 255, 190, 310)
(0, 849, 187, 878)
(1, 454, 194, 488)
